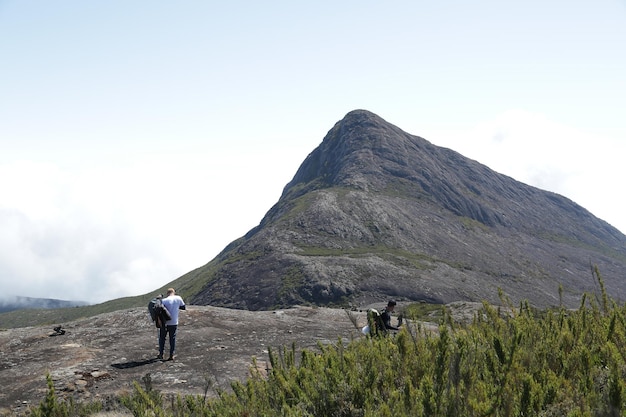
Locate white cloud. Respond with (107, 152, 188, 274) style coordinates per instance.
(0, 143, 308, 304)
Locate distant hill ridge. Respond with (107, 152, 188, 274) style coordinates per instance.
(0, 295, 89, 313)
(175, 110, 626, 310)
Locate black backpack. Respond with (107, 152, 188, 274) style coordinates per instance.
(148, 297, 171, 327)
(148, 297, 161, 322)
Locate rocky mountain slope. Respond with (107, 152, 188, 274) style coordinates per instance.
(174, 110, 626, 310)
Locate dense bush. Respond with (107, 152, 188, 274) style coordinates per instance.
(32, 269, 626, 416)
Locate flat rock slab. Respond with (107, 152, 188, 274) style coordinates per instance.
(0, 305, 374, 414)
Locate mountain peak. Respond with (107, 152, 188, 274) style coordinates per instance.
(338, 109, 389, 127)
(181, 111, 626, 311)
(283, 110, 424, 197)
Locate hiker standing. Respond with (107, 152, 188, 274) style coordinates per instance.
(380, 300, 400, 331)
(158, 288, 186, 361)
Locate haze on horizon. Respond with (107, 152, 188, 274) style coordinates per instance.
(1, 1, 625, 304)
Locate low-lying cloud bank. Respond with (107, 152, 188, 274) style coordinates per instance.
(0, 295, 90, 313)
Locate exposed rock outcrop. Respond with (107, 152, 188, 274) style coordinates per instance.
(179, 110, 626, 310)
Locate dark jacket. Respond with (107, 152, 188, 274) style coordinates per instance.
(381, 308, 399, 330)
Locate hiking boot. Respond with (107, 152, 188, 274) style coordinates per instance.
(167, 355, 175, 361)
(157, 354, 163, 360)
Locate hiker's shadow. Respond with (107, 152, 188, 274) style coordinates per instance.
(111, 358, 160, 369)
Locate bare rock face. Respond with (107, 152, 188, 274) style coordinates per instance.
(180, 110, 626, 311)
(0, 305, 378, 415)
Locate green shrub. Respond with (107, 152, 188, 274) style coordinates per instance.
(30, 373, 102, 417)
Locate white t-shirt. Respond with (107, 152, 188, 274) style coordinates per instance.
(162, 295, 185, 325)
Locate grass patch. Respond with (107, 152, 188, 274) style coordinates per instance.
(295, 244, 436, 271)
(459, 216, 490, 232)
(278, 265, 305, 299)
(403, 301, 445, 323)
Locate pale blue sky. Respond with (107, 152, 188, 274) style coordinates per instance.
(1, 1, 625, 303)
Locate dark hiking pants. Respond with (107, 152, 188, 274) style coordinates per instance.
(158, 324, 178, 357)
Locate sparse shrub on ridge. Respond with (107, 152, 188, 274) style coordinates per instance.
(29, 373, 102, 417)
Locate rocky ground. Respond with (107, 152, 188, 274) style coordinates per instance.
(0, 302, 478, 416)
